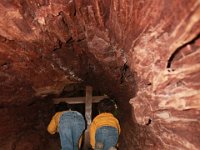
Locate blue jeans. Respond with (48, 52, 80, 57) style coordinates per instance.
(58, 111, 85, 150)
(95, 126, 118, 150)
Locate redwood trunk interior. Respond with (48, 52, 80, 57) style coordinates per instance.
(0, 0, 200, 150)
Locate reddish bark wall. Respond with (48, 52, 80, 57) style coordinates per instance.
(0, 0, 199, 149)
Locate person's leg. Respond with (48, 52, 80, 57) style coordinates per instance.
(58, 113, 73, 150)
(95, 128, 104, 150)
(103, 126, 118, 150)
(108, 147, 117, 150)
(58, 129, 73, 150)
(71, 111, 86, 150)
(95, 126, 118, 150)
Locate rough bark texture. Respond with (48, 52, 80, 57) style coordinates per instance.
(0, 0, 199, 150)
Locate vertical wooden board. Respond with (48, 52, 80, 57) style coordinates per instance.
(85, 86, 93, 126)
(83, 86, 93, 149)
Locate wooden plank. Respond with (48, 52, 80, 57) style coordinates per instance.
(83, 86, 93, 149)
(85, 86, 93, 126)
(83, 129, 90, 149)
(53, 95, 107, 104)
